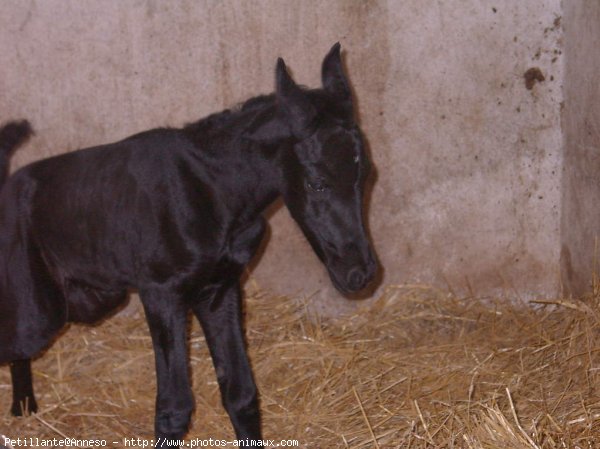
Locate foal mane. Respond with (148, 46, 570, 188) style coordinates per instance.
(183, 94, 276, 137)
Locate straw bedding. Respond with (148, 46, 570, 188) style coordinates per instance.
(2, 284, 600, 448)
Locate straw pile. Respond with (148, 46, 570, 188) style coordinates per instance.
(2, 284, 600, 448)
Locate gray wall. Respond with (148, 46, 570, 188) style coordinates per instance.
(561, 1, 600, 297)
(0, 1, 577, 311)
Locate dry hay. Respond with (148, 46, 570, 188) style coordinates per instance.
(2, 284, 600, 448)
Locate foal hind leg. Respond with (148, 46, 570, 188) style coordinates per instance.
(10, 359, 37, 415)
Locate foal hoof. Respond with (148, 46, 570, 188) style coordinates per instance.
(10, 398, 38, 416)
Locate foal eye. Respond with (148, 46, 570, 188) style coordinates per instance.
(307, 179, 328, 192)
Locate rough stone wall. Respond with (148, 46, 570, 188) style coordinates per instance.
(0, 1, 566, 312)
(560, 1, 600, 297)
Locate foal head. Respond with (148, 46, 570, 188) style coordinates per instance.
(273, 44, 378, 294)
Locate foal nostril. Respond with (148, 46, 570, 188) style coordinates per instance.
(347, 267, 367, 292)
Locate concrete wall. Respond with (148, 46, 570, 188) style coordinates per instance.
(0, 1, 569, 311)
(561, 1, 600, 297)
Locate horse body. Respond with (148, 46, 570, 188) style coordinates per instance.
(0, 43, 377, 444)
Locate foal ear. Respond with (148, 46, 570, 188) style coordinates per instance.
(322, 42, 353, 117)
(276, 58, 316, 138)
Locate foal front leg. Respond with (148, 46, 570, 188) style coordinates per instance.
(10, 359, 37, 415)
(140, 288, 193, 442)
(193, 284, 262, 441)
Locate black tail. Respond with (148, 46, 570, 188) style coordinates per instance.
(0, 120, 33, 187)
